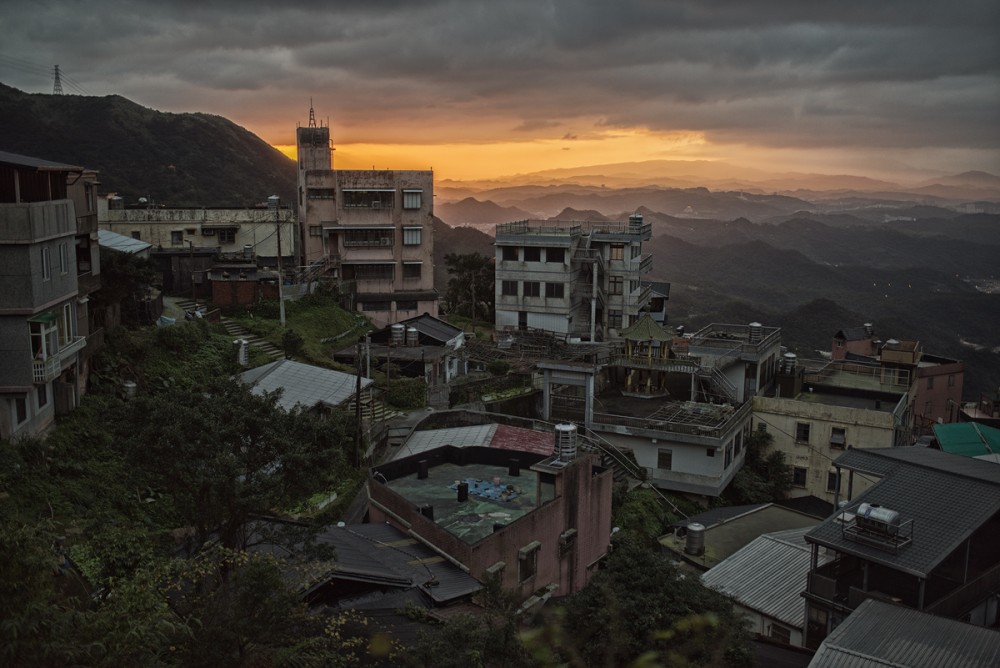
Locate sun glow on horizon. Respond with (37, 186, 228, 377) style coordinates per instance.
(273, 128, 710, 182)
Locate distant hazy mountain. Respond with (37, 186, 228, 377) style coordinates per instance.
(0, 83, 296, 207)
(435, 197, 536, 227)
(549, 208, 609, 221)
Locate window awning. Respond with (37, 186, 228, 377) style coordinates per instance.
(341, 260, 397, 265)
(28, 311, 58, 324)
(402, 260, 423, 265)
(341, 188, 395, 193)
(830, 434, 846, 445)
(402, 225, 423, 230)
(402, 189, 423, 193)
(324, 224, 395, 230)
(201, 224, 240, 230)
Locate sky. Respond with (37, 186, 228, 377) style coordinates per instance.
(2, 0, 999, 183)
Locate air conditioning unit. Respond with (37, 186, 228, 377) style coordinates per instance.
(371, 201, 381, 209)
(380, 238, 391, 246)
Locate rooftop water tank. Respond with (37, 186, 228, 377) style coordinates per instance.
(390, 323, 405, 346)
(685, 523, 706, 556)
(406, 327, 419, 346)
(555, 423, 578, 462)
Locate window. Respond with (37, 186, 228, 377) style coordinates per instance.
(795, 422, 811, 444)
(830, 427, 846, 448)
(523, 247, 541, 262)
(608, 310, 622, 329)
(523, 281, 541, 297)
(402, 190, 422, 209)
(403, 227, 422, 246)
(769, 624, 791, 645)
(545, 282, 565, 299)
(518, 541, 541, 583)
(395, 300, 418, 311)
(927, 376, 934, 390)
(826, 471, 840, 493)
(361, 301, 391, 312)
(608, 276, 623, 295)
(202, 227, 216, 236)
(948, 374, 955, 387)
(757, 422, 768, 433)
(344, 230, 392, 247)
(37, 383, 48, 409)
(131, 231, 141, 240)
(14, 396, 28, 425)
(547, 248, 565, 263)
(501, 280, 518, 296)
(610, 244, 624, 261)
(171, 231, 184, 246)
(631, 245, 641, 259)
(501, 247, 518, 262)
(706, 448, 715, 457)
(309, 225, 323, 237)
(657, 448, 673, 471)
(725, 444, 733, 468)
(402, 263, 422, 280)
(349, 264, 394, 280)
(793, 467, 808, 487)
(41, 247, 51, 281)
(60, 303, 73, 346)
(185, 227, 197, 235)
(218, 229, 236, 244)
(58, 243, 68, 274)
(342, 190, 394, 209)
(307, 188, 336, 199)
(735, 431, 743, 455)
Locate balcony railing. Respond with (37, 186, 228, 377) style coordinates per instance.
(607, 353, 701, 374)
(33, 356, 61, 383)
(927, 561, 1000, 618)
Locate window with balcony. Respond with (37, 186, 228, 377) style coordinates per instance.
(342, 190, 394, 209)
(830, 427, 846, 449)
(501, 247, 518, 262)
(501, 280, 518, 296)
(609, 276, 623, 295)
(657, 448, 673, 471)
(793, 467, 808, 487)
(403, 227, 422, 246)
(29, 318, 59, 360)
(795, 422, 811, 444)
(545, 282, 565, 299)
(547, 248, 565, 263)
(523, 281, 541, 297)
(610, 244, 624, 260)
(171, 231, 183, 246)
(402, 190, 422, 209)
(524, 247, 541, 262)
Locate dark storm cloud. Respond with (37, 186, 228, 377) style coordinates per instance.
(1, 0, 998, 152)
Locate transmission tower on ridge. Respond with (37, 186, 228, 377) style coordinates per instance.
(53, 65, 63, 94)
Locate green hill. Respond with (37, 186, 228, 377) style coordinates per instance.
(0, 83, 296, 206)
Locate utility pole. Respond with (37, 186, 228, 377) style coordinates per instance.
(267, 195, 286, 327)
(187, 240, 196, 304)
(355, 342, 364, 467)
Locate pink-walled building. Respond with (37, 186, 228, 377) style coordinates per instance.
(368, 428, 613, 602)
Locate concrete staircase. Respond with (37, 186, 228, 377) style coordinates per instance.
(345, 393, 403, 422)
(220, 318, 284, 361)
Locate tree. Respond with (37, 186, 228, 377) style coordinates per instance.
(443, 253, 495, 327)
(123, 378, 353, 552)
(722, 430, 793, 505)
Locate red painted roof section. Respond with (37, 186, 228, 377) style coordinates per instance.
(489, 425, 555, 456)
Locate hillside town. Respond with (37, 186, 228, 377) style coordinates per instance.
(2, 108, 1000, 667)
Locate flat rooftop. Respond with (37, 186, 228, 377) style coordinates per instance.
(386, 461, 541, 544)
(795, 389, 900, 413)
(594, 391, 739, 429)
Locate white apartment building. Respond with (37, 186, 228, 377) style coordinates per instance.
(494, 214, 652, 341)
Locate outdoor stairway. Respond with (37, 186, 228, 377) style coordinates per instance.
(220, 318, 284, 361)
(344, 394, 402, 423)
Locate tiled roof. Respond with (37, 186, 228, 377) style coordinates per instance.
(933, 422, 1000, 457)
(620, 313, 672, 341)
(835, 327, 872, 342)
(807, 448, 1000, 577)
(808, 599, 1000, 668)
(702, 527, 832, 629)
(240, 359, 371, 412)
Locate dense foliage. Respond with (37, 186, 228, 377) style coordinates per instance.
(442, 252, 496, 325)
(720, 430, 793, 505)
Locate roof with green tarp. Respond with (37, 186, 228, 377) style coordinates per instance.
(620, 313, 672, 341)
(932, 422, 1000, 457)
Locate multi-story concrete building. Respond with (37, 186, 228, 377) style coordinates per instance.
(753, 354, 913, 507)
(98, 202, 297, 297)
(1, 151, 95, 439)
(494, 215, 653, 341)
(295, 115, 438, 328)
(539, 320, 780, 497)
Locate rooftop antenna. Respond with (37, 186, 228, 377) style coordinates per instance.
(53, 65, 63, 95)
(308, 98, 317, 128)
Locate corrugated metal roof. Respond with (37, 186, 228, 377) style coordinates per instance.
(392, 423, 556, 462)
(399, 313, 462, 343)
(933, 423, 1000, 458)
(808, 599, 1000, 668)
(702, 527, 832, 629)
(240, 359, 372, 412)
(0, 150, 83, 171)
(97, 229, 153, 254)
(807, 448, 1000, 577)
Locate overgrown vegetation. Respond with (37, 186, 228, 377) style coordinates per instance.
(718, 430, 793, 506)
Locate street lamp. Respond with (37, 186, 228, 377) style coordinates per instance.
(267, 195, 286, 327)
